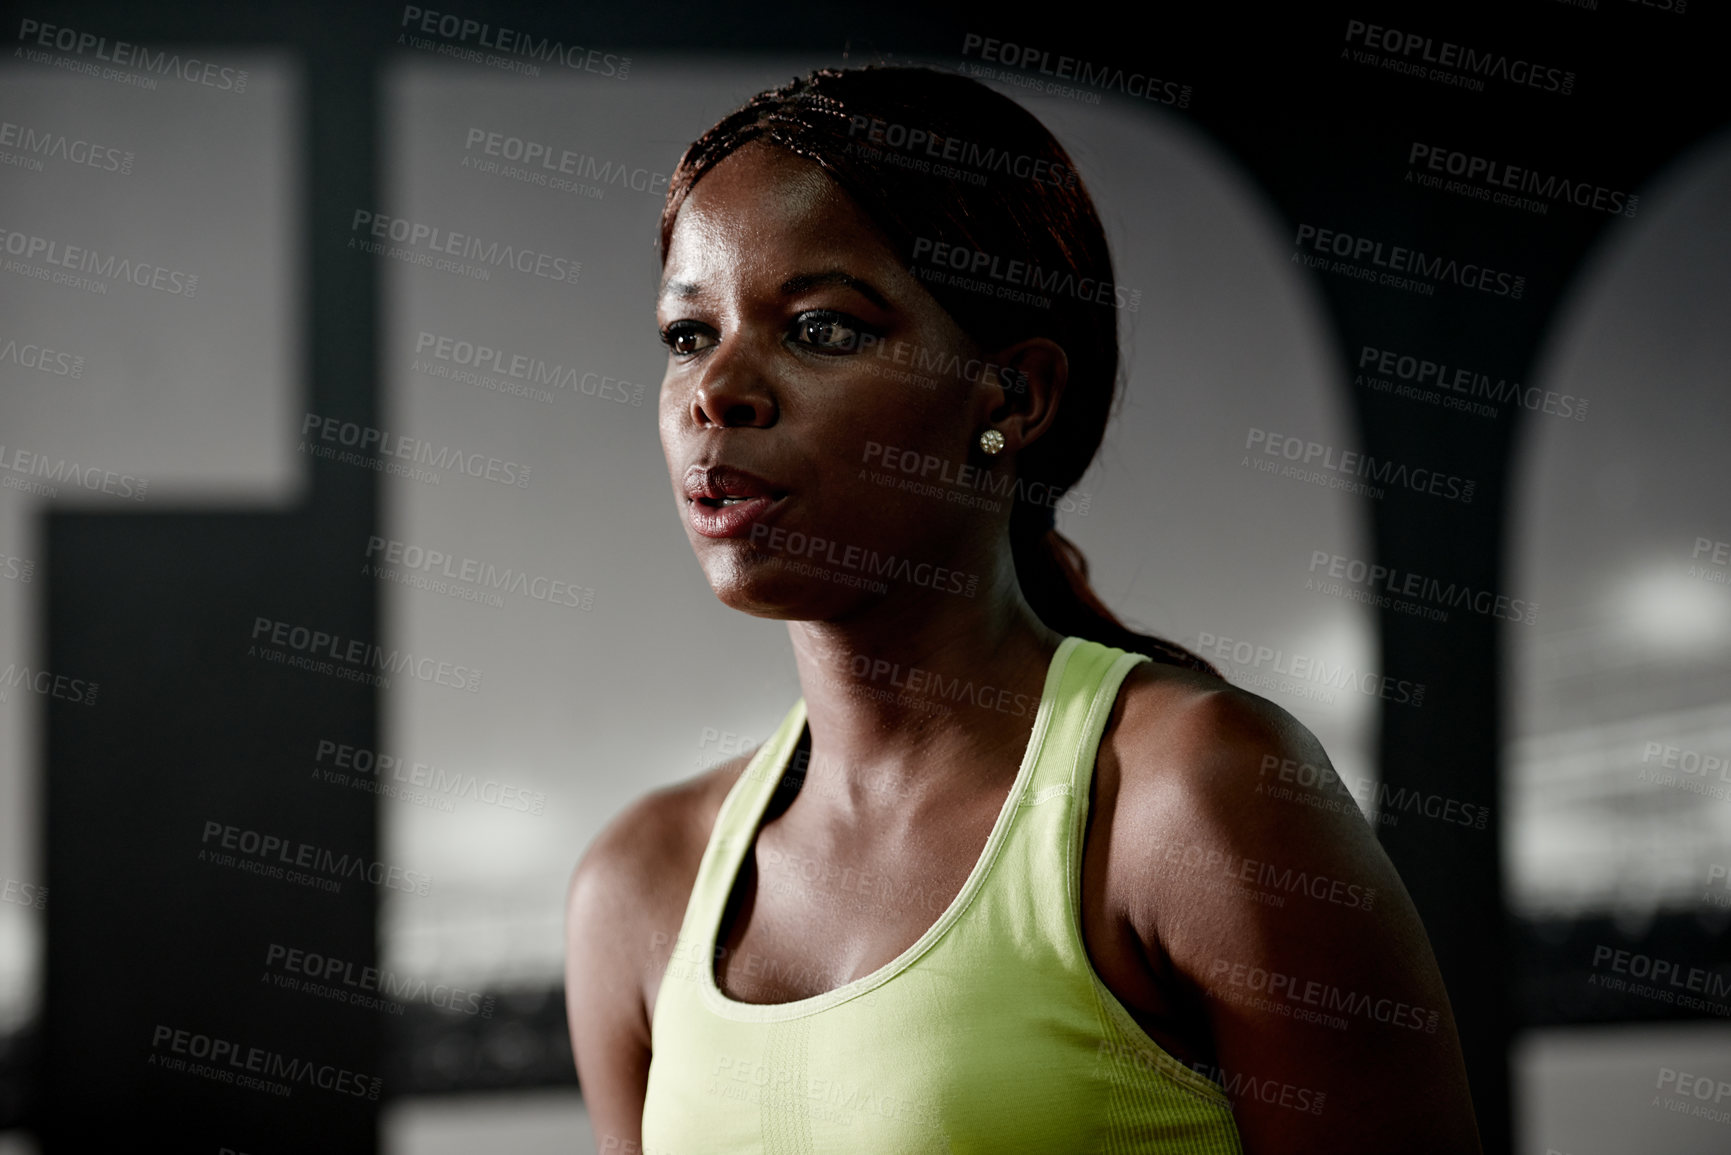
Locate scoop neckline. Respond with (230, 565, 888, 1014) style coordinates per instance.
(698, 634, 1081, 1021)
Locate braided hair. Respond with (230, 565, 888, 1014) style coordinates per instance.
(659, 65, 1220, 677)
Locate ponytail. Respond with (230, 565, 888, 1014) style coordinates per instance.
(1009, 504, 1222, 677)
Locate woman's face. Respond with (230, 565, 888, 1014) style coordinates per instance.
(656, 141, 1016, 620)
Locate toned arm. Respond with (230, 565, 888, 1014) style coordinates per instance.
(565, 796, 661, 1153)
(565, 760, 741, 1154)
(1115, 684, 1482, 1153)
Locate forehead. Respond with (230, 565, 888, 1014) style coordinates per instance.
(662, 141, 895, 285)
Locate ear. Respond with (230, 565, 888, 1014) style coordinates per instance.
(977, 338, 1068, 454)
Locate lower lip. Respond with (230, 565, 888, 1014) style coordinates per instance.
(688, 495, 783, 538)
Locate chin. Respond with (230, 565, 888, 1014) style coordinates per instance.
(701, 552, 860, 621)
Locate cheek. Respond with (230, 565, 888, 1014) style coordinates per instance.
(657, 381, 683, 454)
(855, 394, 969, 460)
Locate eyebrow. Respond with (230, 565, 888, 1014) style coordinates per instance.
(779, 271, 892, 310)
(658, 269, 892, 311)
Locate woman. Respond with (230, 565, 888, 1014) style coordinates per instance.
(566, 65, 1481, 1153)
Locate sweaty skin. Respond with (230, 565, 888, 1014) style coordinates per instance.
(566, 140, 1482, 1154)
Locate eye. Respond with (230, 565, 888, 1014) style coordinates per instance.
(659, 322, 715, 357)
(790, 311, 871, 354)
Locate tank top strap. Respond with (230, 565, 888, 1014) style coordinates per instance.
(1022, 636, 1152, 803)
(670, 695, 809, 969)
(990, 636, 1155, 1016)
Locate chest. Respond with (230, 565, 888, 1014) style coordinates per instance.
(644, 957, 1240, 1155)
(716, 786, 1004, 997)
(640, 745, 1241, 1154)
(707, 758, 1193, 1064)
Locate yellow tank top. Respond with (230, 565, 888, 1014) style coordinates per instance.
(640, 635, 1244, 1153)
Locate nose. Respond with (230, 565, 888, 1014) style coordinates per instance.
(688, 337, 777, 429)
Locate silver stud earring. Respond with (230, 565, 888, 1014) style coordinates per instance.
(978, 429, 1005, 456)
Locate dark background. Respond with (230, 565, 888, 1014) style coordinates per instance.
(0, 1, 1727, 1152)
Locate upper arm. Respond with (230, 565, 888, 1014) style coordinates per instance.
(564, 791, 679, 1153)
(1124, 688, 1482, 1154)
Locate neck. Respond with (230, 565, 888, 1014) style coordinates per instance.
(783, 549, 1067, 820)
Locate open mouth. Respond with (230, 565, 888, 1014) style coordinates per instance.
(686, 490, 787, 539)
(694, 493, 784, 507)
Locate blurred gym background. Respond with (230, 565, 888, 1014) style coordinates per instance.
(0, 1, 1727, 1151)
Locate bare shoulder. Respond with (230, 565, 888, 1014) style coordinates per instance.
(1099, 659, 1373, 871)
(566, 751, 757, 966)
(1106, 659, 1334, 800)
(564, 752, 760, 1151)
(1098, 659, 1410, 956)
(1097, 659, 1481, 1152)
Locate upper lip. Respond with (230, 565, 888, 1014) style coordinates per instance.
(682, 463, 787, 502)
